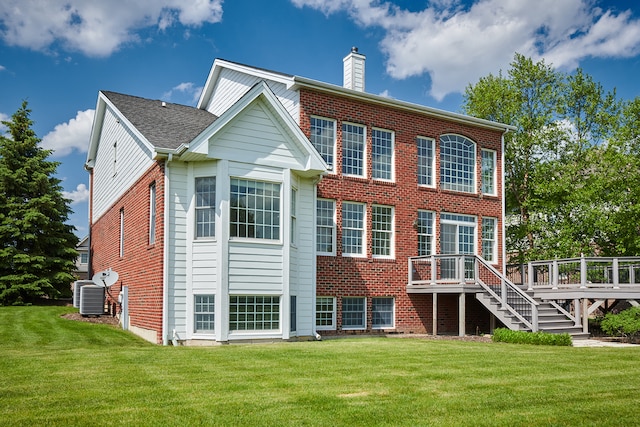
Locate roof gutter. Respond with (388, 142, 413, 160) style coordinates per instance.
(290, 76, 516, 132)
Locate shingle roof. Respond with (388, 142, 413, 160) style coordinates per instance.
(102, 91, 218, 150)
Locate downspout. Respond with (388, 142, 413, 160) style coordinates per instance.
(162, 153, 173, 345)
(501, 129, 509, 276)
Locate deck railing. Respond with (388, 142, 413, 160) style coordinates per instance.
(408, 254, 539, 330)
(526, 256, 640, 291)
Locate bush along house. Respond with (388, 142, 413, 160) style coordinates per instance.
(86, 48, 519, 345)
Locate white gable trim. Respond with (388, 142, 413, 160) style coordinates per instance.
(187, 81, 328, 175)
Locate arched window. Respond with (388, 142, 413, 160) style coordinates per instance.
(440, 134, 476, 193)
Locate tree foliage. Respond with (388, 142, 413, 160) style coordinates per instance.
(463, 54, 640, 261)
(0, 101, 78, 305)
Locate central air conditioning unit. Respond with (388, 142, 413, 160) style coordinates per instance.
(79, 285, 105, 316)
(73, 280, 96, 308)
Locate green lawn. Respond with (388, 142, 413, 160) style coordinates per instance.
(1, 306, 639, 426)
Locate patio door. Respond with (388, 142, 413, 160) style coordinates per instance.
(440, 213, 476, 280)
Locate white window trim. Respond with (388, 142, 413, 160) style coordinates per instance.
(316, 199, 336, 256)
(440, 134, 477, 194)
(481, 148, 497, 196)
(341, 122, 367, 178)
(119, 208, 124, 258)
(316, 296, 336, 331)
(194, 176, 216, 241)
(291, 187, 297, 247)
(482, 217, 498, 263)
(341, 296, 366, 330)
(417, 209, 435, 256)
(417, 136, 436, 188)
(229, 178, 282, 243)
(371, 127, 395, 182)
(372, 297, 395, 329)
(310, 115, 337, 174)
(440, 212, 478, 255)
(149, 182, 156, 245)
(193, 294, 216, 336)
(372, 204, 394, 259)
(341, 201, 366, 258)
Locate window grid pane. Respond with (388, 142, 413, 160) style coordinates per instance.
(342, 202, 365, 255)
(440, 134, 476, 193)
(310, 117, 335, 169)
(194, 295, 215, 332)
(372, 297, 394, 328)
(482, 149, 496, 195)
(417, 210, 434, 256)
(372, 205, 393, 257)
(342, 123, 365, 176)
(372, 129, 393, 180)
(316, 297, 335, 328)
(195, 177, 216, 238)
(230, 179, 280, 240)
(149, 183, 156, 244)
(342, 297, 365, 328)
(229, 296, 280, 331)
(316, 199, 336, 254)
(482, 217, 497, 262)
(417, 137, 434, 186)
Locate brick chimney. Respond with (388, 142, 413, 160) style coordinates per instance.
(343, 47, 365, 92)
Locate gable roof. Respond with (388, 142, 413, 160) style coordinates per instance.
(101, 91, 218, 150)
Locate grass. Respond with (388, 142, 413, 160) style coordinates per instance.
(1, 306, 640, 426)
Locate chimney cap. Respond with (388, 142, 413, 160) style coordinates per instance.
(351, 46, 358, 53)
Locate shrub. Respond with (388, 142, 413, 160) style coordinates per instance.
(492, 328, 572, 346)
(600, 307, 640, 343)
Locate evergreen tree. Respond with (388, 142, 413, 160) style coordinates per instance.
(0, 101, 78, 305)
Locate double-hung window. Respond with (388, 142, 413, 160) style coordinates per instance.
(194, 295, 215, 333)
(372, 297, 394, 329)
(291, 188, 297, 245)
(417, 137, 435, 187)
(316, 296, 336, 330)
(372, 128, 394, 181)
(372, 205, 393, 258)
(230, 179, 280, 240)
(482, 217, 497, 262)
(310, 116, 336, 170)
(316, 199, 336, 255)
(342, 297, 366, 329)
(342, 201, 365, 256)
(195, 177, 216, 238)
(342, 123, 365, 177)
(149, 182, 156, 244)
(440, 134, 476, 193)
(417, 210, 434, 256)
(481, 149, 497, 195)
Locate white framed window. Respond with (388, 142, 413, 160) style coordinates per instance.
(316, 297, 336, 330)
(80, 252, 89, 264)
(195, 177, 216, 239)
(316, 199, 336, 255)
(342, 123, 365, 177)
(372, 205, 394, 258)
(342, 297, 366, 329)
(230, 178, 281, 240)
(417, 137, 435, 187)
(372, 128, 394, 181)
(440, 213, 477, 280)
(342, 201, 365, 257)
(291, 188, 297, 246)
(194, 295, 215, 333)
(440, 134, 476, 193)
(372, 297, 394, 329)
(149, 182, 156, 245)
(417, 210, 434, 256)
(119, 208, 124, 258)
(229, 296, 280, 331)
(482, 217, 497, 263)
(310, 116, 336, 170)
(481, 149, 497, 195)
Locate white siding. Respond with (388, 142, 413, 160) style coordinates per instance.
(91, 106, 155, 222)
(192, 242, 217, 290)
(228, 243, 284, 293)
(206, 68, 300, 122)
(292, 178, 316, 335)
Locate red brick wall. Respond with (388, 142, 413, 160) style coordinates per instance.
(90, 162, 165, 343)
(300, 89, 503, 335)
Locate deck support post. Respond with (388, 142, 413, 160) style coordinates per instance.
(582, 298, 589, 334)
(432, 293, 438, 336)
(459, 292, 465, 337)
(573, 298, 581, 327)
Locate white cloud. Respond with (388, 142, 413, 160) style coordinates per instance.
(0, 112, 9, 134)
(41, 109, 94, 157)
(293, 0, 640, 100)
(0, 0, 224, 57)
(63, 183, 90, 204)
(0, 65, 5, 71)
(162, 82, 203, 105)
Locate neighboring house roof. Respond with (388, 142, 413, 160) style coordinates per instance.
(102, 91, 218, 150)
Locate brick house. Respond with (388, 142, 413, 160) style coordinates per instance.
(86, 49, 512, 344)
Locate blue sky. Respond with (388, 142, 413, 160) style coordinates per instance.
(1, 0, 640, 238)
